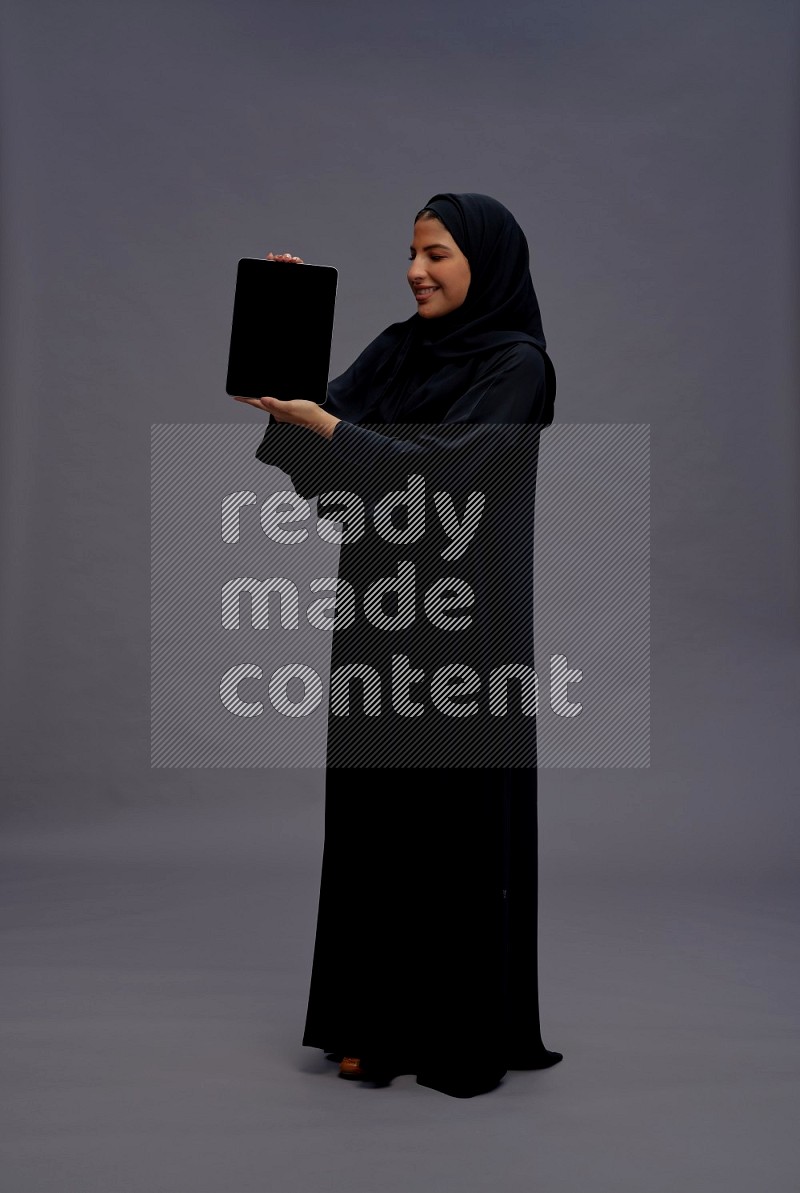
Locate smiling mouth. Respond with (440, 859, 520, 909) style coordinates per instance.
(415, 286, 439, 300)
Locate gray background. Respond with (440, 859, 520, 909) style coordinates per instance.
(0, 0, 798, 1189)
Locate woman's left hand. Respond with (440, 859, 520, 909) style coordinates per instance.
(232, 394, 341, 440)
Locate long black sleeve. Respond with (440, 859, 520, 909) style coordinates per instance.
(254, 342, 547, 505)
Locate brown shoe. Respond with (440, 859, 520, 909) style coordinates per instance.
(338, 1056, 365, 1079)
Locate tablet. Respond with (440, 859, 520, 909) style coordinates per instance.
(225, 257, 338, 402)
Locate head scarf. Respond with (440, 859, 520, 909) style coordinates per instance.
(413, 191, 548, 361)
(327, 191, 556, 424)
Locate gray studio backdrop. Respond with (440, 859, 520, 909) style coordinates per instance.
(0, 1, 797, 1191)
(1, 0, 796, 852)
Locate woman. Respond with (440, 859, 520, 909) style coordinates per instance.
(235, 192, 563, 1097)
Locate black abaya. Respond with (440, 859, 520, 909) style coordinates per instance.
(254, 339, 562, 1097)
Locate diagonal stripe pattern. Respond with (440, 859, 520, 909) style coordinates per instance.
(151, 422, 649, 769)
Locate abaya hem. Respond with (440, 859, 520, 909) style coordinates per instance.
(304, 1039, 563, 1098)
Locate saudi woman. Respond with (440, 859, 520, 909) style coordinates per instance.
(233, 192, 563, 1098)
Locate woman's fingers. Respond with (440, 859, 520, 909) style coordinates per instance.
(265, 251, 304, 263)
(231, 394, 269, 409)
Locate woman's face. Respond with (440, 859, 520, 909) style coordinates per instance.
(407, 217, 471, 317)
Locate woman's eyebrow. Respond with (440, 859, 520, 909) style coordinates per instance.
(409, 243, 451, 251)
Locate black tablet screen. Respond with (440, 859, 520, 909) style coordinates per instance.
(225, 258, 338, 402)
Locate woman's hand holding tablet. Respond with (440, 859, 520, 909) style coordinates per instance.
(231, 392, 340, 440)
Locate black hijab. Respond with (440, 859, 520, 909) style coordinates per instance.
(414, 191, 548, 359)
(325, 191, 556, 424)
